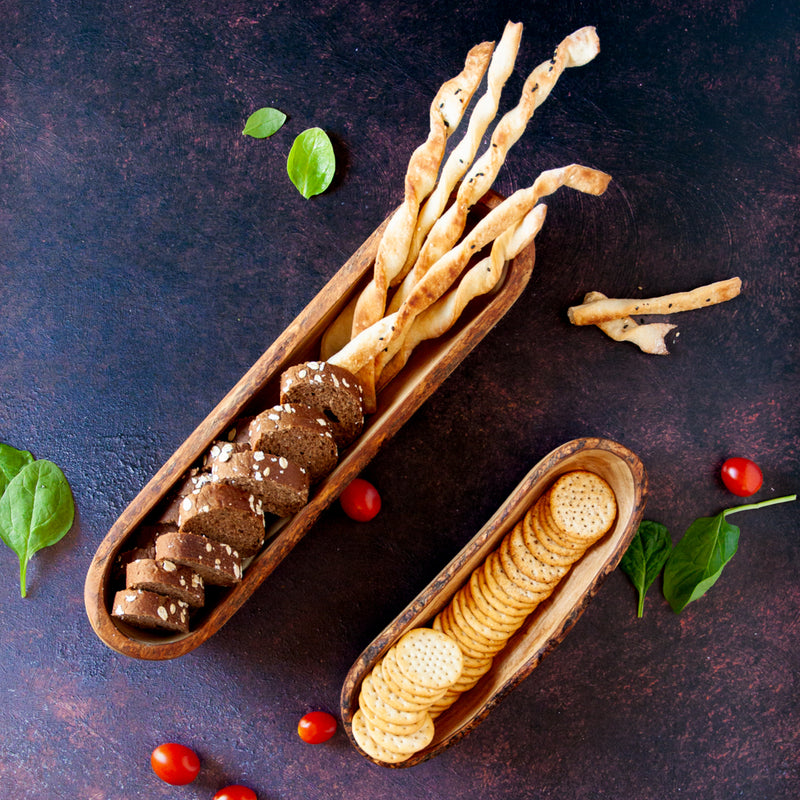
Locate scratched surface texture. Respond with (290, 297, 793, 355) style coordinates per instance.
(1, 0, 798, 798)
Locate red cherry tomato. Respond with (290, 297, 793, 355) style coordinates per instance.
(339, 478, 381, 521)
(150, 742, 200, 785)
(721, 457, 763, 497)
(213, 786, 257, 800)
(297, 710, 337, 743)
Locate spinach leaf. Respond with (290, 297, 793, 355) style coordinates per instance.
(0, 443, 34, 499)
(287, 127, 336, 198)
(0, 459, 75, 597)
(663, 494, 796, 613)
(620, 520, 672, 617)
(242, 106, 286, 139)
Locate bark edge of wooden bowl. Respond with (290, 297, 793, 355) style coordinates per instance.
(340, 436, 648, 766)
(84, 190, 540, 660)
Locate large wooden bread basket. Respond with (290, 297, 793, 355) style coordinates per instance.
(84, 190, 539, 660)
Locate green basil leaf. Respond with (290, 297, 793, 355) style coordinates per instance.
(663, 513, 739, 613)
(0, 443, 35, 499)
(287, 127, 336, 198)
(620, 520, 672, 617)
(662, 494, 795, 614)
(0, 459, 75, 597)
(242, 106, 287, 138)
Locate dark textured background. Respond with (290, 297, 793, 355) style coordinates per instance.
(1, 1, 798, 798)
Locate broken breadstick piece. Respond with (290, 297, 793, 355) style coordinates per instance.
(566, 277, 742, 326)
(580, 291, 677, 355)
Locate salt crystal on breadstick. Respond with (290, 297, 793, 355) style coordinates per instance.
(389, 26, 601, 314)
(378, 203, 549, 389)
(400, 21, 524, 280)
(566, 277, 742, 325)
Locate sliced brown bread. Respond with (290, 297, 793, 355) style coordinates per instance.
(177, 481, 265, 557)
(209, 449, 309, 517)
(126, 557, 205, 608)
(155, 530, 242, 586)
(248, 403, 338, 481)
(112, 588, 190, 633)
(154, 469, 214, 525)
(279, 361, 365, 447)
(202, 439, 252, 470)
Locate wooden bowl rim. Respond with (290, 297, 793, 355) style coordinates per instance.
(340, 436, 648, 767)
(83, 190, 540, 660)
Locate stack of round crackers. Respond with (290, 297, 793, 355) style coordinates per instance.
(350, 470, 616, 763)
(351, 628, 464, 764)
(428, 469, 617, 716)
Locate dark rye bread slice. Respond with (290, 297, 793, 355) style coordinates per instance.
(126, 557, 205, 608)
(177, 482, 265, 558)
(209, 449, 310, 517)
(112, 588, 190, 633)
(280, 361, 365, 447)
(201, 439, 251, 470)
(155, 530, 242, 587)
(154, 469, 214, 526)
(248, 403, 338, 482)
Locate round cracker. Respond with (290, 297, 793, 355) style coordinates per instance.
(360, 697, 428, 736)
(360, 708, 435, 755)
(446, 601, 508, 654)
(351, 709, 413, 764)
(380, 649, 446, 701)
(359, 674, 430, 728)
(483, 551, 546, 609)
(393, 628, 464, 690)
(530, 501, 585, 556)
(438, 606, 500, 658)
(511, 516, 576, 574)
(474, 566, 533, 618)
(371, 662, 434, 713)
(547, 470, 617, 541)
(466, 576, 526, 631)
(519, 514, 577, 569)
(454, 587, 516, 643)
(499, 535, 566, 591)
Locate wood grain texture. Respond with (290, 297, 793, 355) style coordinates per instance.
(341, 438, 647, 766)
(84, 191, 538, 659)
(1, 2, 798, 798)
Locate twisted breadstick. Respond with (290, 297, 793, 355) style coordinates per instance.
(350, 41, 494, 342)
(388, 26, 600, 314)
(349, 41, 494, 409)
(377, 203, 548, 389)
(330, 164, 611, 377)
(399, 21, 523, 283)
(578, 292, 677, 354)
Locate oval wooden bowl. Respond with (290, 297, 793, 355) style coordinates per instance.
(340, 437, 647, 767)
(84, 190, 539, 660)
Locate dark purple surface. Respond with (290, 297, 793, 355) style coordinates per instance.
(1, 1, 798, 798)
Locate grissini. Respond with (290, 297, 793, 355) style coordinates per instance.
(377, 203, 549, 389)
(566, 277, 742, 325)
(330, 164, 612, 376)
(350, 41, 495, 409)
(576, 291, 677, 354)
(388, 26, 601, 315)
